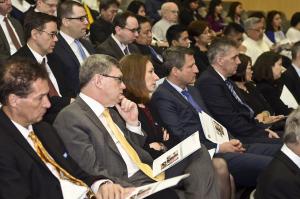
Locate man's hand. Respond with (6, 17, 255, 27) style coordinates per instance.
(219, 139, 246, 153)
(96, 183, 135, 199)
(115, 97, 139, 126)
(265, 129, 280, 139)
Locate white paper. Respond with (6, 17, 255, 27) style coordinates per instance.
(199, 112, 229, 144)
(280, 85, 299, 109)
(126, 174, 190, 199)
(152, 131, 201, 177)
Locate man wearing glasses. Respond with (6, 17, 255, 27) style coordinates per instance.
(11, 12, 73, 124)
(96, 11, 140, 60)
(25, 0, 58, 17)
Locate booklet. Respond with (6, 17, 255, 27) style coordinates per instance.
(280, 85, 299, 109)
(152, 131, 201, 177)
(198, 112, 229, 144)
(126, 174, 190, 199)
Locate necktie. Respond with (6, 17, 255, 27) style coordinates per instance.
(3, 17, 21, 50)
(74, 39, 87, 60)
(123, 46, 129, 55)
(102, 108, 165, 181)
(181, 90, 203, 112)
(225, 80, 254, 118)
(28, 131, 96, 199)
(41, 58, 59, 97)
(148, 46, 163, 63)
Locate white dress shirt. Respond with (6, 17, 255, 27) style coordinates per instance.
(242, 37, 270, 64)
(292, 63, 300, 78)
(281, 144, 300, 169)
(79, 93, 143, 177)
(111, 33, 130, 55)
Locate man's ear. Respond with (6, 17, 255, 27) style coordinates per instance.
(171, 40, 178, 47)
(93, 74, 103, 88)
(7, 94, 19, 108)
(115, 26, 122, 34)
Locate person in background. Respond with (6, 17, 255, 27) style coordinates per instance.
(179, 0, 203, 27)
(205, 0, 224, 36)
(126, 0, 146, 17)
(223, 22, 246, 52)
(225, 1, 244, 26)
(286, 12, 300, 43)
(166, 24, 191, 48)
(265, 10, 288, 45)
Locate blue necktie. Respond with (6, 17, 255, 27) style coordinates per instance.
(148, 46, 163, 63)
(181, 90, 203, 112)
(225, 80, 254, 118)
(74, 39, 87, 60)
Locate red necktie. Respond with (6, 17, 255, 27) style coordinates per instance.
(41, 58, 59, 97)
(3, 17, 21, 50)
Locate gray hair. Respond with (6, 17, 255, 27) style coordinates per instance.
(284, 107, 300, 144)
(244, 17, 261, 31)
(80, 54, 120, 88)
(291, 41, 300, 60)
(207, 38, 238, 65)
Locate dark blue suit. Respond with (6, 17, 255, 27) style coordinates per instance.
(150, 80, 281, 187)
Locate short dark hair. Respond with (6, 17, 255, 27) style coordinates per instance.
(99, 0, 120, 11)
(0, 58, 48, 105)
(291, 41, 300, 60)
(230, 54, 251, 82)
(266, 10, 281, 32)
(163, 46, 194, 75)
(57, 0, 84, 27)
(227, 1, 242, 21)
(127, 0, 145, 15)
(136, 15, 151, 26)
(207, 0, 222, 18)
(252, 51, 282, 83)
(223, 22, 244, 36)
(166, 24, 187, 46)
(290, 12, 300, 27)
(24, 12, 57, 41)
(112, 11, 137, 33)
(187, 20, 209, 44)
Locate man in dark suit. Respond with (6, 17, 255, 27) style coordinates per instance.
(53, 54, 220, 199)
(282, 41, 300, 103)
(195, 38, 281, 144)
(0, 58, 132, 199)
(96, 12, 140, 60)
(52, 0, 95, 97)
(150, 47, 281, 190)
(0, 0, 25, 60)
(255, 107, 300, 199)
(11, 12, 72, 124)
(24, 0, 58, 18)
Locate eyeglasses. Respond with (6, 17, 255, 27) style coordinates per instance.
(100, 74, 123, 83)
(123, 27, 140, 33)
(66, 15, 88, 22)
(35, 29, 58, 39)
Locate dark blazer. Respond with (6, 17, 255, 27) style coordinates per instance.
(255, 151, 300, 199)
(0, 109, 104, 199)
(195, 67, 269, 142)
(11, 45, 72, 123)
(281, 65, 300, 104)
(96, 35, 140, 60)
(52, 33, 95, 96)
(90, 17, 113, 45)
(0, 15, 25, 61)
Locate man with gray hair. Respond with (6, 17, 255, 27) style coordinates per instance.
(242, 17, 270, 63)
(255, 107, 300, 199)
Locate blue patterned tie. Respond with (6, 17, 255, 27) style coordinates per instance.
(225, 80, 254, 118)
(148, 46, 163, 62)
(74, 39, 87, 60)
(181, 90, 203, 112)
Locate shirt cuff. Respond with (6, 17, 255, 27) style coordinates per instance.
(126, 121, 143, 136)
(91, 179, 113, 194)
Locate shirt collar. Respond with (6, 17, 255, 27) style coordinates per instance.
(11, 120, 33, 139)
(213, 67, 227, 81)
(281, 144, 300, 169)
(27, 44, 47, 64)
(166, 78, 186, 93)
(60, 31, 75, 46)
(79, 93, 105, 117)
(0, 14, 7, 21)
(292, 63, 300, 77)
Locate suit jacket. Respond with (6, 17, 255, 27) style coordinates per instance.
(52, 33, 95, 96)
(255, 151, 300, 199)
(281, 65, 300, 104)
(90, 17, 113, 45)
(195, 67, 268, 141)
(11, 45, 72, 123)
(95, 35, 140, 60)
(53, 96, 153, 187)
(0, 109, 104, 199)
(0, 15, 25, 61)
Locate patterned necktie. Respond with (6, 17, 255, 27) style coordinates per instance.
(181, 90, 203, 112)
(74, 39, 87, 60)
(41, 58, 59, 97)
(123, 46, 129, 55)
(225, 80, 254, 118)
(28, 131, 96, 199)
(102, 108, 165, 181)
(148, 46, 163, 63)
(3, 17, 21, 50)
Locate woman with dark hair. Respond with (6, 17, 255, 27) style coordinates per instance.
(206, 0, 224, 35)
(127, 0, 146, 16)
(265, 10, 287, 44)
(253, 51, 294, 115)
(225, 1, 244, 25)
(179, 0, 203, 27)
(286, 12, 300, 43)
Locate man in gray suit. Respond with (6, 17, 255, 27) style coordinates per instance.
(54, 54, 220, 199)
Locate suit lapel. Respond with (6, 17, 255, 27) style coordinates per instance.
(8, 16, 24, 45)
(0, 25, 10, 52)
(108, 36, 125, 59)
(277, 151, 300, 175)
(57, 33, 81, 67)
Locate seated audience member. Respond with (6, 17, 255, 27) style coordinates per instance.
(282, 41, 300, 103)
(225, 1, 244, 26)
(230, 54, 285, 125)
(90, 0, 119, 45)
(53, 54, 221, 199)
(255, 107, 300, 199)
(126, 0, 146, 17)
(242, 17, 270, 64)
(0, 0, 25, 60)
(11, 12, 73, 124)
(144, 0, 163, 23)
(152, 2, 178, 43)
(0, 58, 128, 199)
(253, 51, 294, 116)
(179, 0, 203, 27)
(134, 16, 166, 78)
(166, 24, 191, 48)
(150, 46, 281, 194)
(286, 12, 300, 43)
(11, 0, 31, 24)
(25, 0, 58, 17)
(223, 22, 246, 52)
(196, 38, 281, 144)
(187, 20, 212, 75)
(265, 10, 287, 45)
(96, 11, 140, 60)
(52, 0, 95, 97)
(205, 0, 224, 36)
